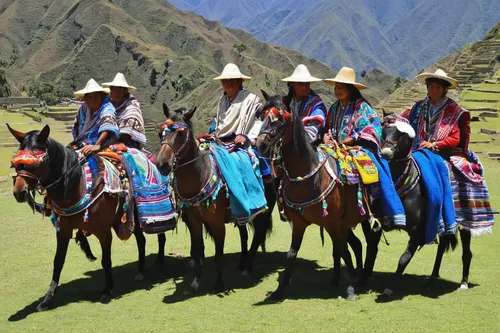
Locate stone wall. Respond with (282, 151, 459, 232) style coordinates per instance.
(0, 97, 39, 105)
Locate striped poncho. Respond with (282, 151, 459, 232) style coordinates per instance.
(72, 96, 119, 145)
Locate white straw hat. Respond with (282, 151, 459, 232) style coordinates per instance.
(213, 63, 251, 81)
(102, 73, 137, 90)
(74, 79, 110, 98)
(281, 64, 321, 82)
(324, 67, 367, 90)
(416, 68, 458, 89)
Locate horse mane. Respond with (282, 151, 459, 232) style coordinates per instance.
(23, 130, 81, 200)
(170, 107, 193, 128)
(262, 92, 318, 164)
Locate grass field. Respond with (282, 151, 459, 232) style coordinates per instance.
(1, 159, 500, 332)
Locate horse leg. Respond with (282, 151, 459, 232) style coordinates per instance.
(75, 229, 97, 261)
(259, 180, 276, 252)
(37, 227, 72, 311)
(237, 224, 249, 273)
(384, 240, 418, 297)
(244, 213, 272, 275)
(211, 222, 226, 294)
(185, 218, 204, 294)
(347, 228, 363, 281)
(268, 220, 306, 301)
(361, 221, 382, 285)
(459, 229, 472, 290)
(98, 229, 113, 300)
(155, 233, 166, 265)
(133, 222, 146, 281)
(331, 228, 357, 300)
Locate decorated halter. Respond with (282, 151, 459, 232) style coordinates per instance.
(159, 119, 194, 169)
(382, 115, 415, 161)
(260, 106, 292, 138)
(11, 149, 48, 185)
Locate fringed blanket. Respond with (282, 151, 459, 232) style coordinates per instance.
(446, 150, 496, 235)
(413, 149, 456, 244)
(209, 142, 267, 224)
(120, 148, 177, 234)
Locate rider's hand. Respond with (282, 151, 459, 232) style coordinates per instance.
(342, 137, 355, 146)
(80, 144, 101, 157)
(234, 135, 247, 145)
(323, 130, 334, 144)
(419, 141, 435, 150)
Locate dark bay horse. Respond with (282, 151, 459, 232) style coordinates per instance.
(156, 104, 273, 293)
(256, 95, 365, 300)
(11, 138, 168, 282)
(357, 115, 461, 296)
(9, 124, 134, 311)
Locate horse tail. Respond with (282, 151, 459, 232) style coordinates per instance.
(75, 229, 97, 261)
(440, 233, 458, 253)
(320, 227, 325, 247)
(204, 224, 215, 240)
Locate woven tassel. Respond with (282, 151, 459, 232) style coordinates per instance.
(51, 213, 60, 232)
(83, 209, 89, 223)
(322, 198, 329, 217)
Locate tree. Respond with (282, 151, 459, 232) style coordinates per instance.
(30, 82, 58, 105)
(360, 70, 367, 78)
(233, 42, 247, 57)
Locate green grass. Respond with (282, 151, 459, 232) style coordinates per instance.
(1, 159, 500, 332)
(461, 90, 500, 101)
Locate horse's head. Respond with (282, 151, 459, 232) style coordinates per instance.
(380, 115, 415, 161)
(156, 103, 197, 175)
(256, 92, 293, 156)
(8, 124, 51, 202)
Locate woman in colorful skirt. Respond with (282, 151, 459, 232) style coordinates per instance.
(402, 69, 495, 235)
(323, 67, 405, 229)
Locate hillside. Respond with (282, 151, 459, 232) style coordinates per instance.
(0, 0, 338, 149)
(0, 0, 404, 151)
(380, 22, 500, 157)
(169, 0, 500, 77)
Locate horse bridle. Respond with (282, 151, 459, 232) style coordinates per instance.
(160, 119, 209, 170)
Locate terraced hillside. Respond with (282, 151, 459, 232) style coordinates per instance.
(379, 22, 500, 160)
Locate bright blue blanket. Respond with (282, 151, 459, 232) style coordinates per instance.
(210, 143, 267, 224)
(363, 150, 406, 227)
(413, 149, 456, 243)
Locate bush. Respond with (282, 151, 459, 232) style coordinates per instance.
(29, 82, 58, 105)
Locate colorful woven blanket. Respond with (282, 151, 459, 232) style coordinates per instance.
(120, 148, 177, 233)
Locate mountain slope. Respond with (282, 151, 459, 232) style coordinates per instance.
(168, 0, 500, 77)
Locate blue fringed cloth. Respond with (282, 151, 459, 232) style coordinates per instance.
(121, 148, 177, 233)
(209, 142, 267, 224)
(413, 149, 457, 243)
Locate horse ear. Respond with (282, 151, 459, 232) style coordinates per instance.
(163, 103, 170, 118)
(261, 89, 270, 102)
(6, 123, 26, 144)
(37, 125, 50, 144)
(185, 106, 197, 121)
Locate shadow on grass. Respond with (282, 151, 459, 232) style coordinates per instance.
(252, 263, 473, 305)
(8, 254, 191, 322)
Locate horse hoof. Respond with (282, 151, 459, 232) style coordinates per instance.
(458, 282, 469, 290)
(36, 301, 50, 312)
(240, 270, 250, 277)
(382, 288, 394, 297)
(134, 272, 145, 281)
(346, 286, 356, 300)
(88, 254, 97, 262)
(211, 283, 225, 295)
(99, 290, 112, 303)
(267, 290, 283, 301)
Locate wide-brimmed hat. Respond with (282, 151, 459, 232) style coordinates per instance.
(281, 64, 321, 83)
(416, 68, 458, 89)
(74, 79, 110, 98)
(324, 67, 367, 90)
(102, 73, 137, 90)
(213, 63, 251, 81)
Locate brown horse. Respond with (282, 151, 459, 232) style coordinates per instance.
(256, 94, 365, 300)
(11, 140, 168, 282)
(156, 104, 273, 294)
(9, 124, 133, 311)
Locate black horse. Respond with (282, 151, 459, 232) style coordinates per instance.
(350, 115, 464, 296)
